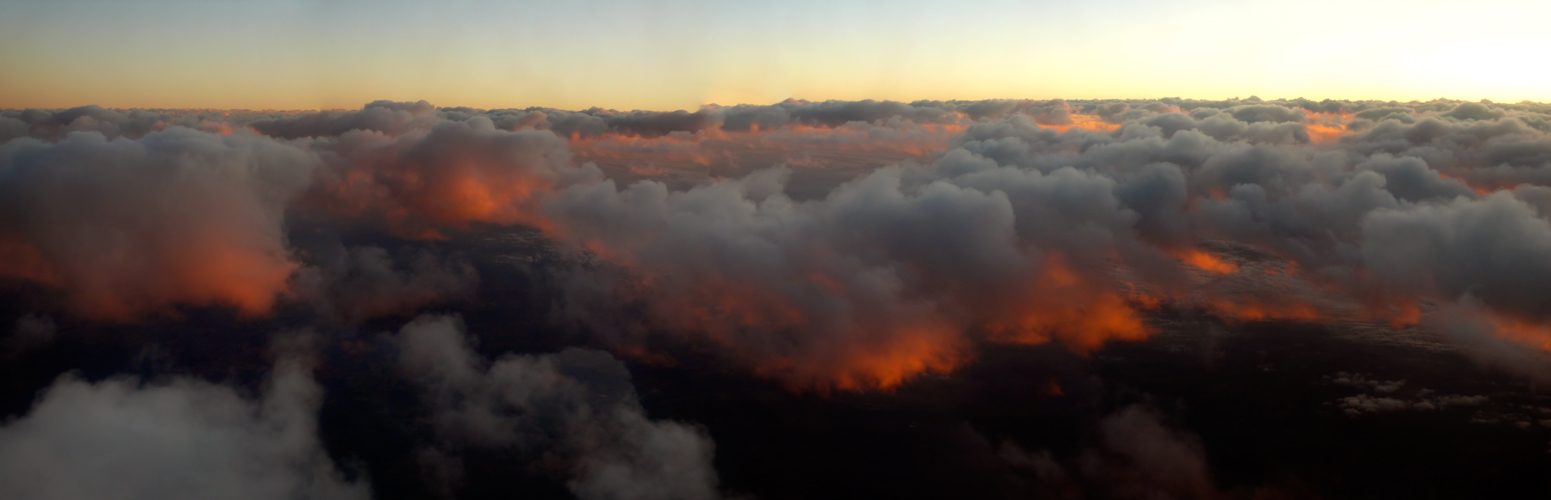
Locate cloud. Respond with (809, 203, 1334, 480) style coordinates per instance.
(14, 95, 1551, 500)
(301, 117, 592, 240)
(291, 245, 478, 323)
(392, 314, 725, 500)
(349, 96, 1551, 389)
(1361, 192, 1551, 321)
(10, 96, 1551, 388)
(1442, 102, 1506, 121)
(1335, 393, 1488, 415)
(0, 106, 256, 142)
(1427, 300, 1551, 382)
(0, 116, 28, 142)
(0, 127, 317, 320)
(1001, 404, 1219, 500)
(546, 152, 1159, 389)
(2, 313, 56, 355)
(597, 109, 720, 138)
(1325, 372, 1406, 393)
(251, 100, 440, 140)
(0, 336, 369, 500)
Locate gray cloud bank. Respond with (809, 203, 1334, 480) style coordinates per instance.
(5, 96, 1551, 386)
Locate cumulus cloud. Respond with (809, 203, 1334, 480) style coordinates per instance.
(0, 116, 28, 142)
(1361, 192, 1551, 321)
(301, 117, 591, 240)
(0, 336, 369, 500)
(392, 314, 725, 500)
(0, 127, 317, 319)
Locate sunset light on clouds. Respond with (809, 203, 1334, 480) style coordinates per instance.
(5, 1, 1551, 499)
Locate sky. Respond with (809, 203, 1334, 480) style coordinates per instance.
(3, 0, 1550, 110)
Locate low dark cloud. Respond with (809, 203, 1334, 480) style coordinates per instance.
(1000, 405, 1218, 500)
(292, 245, 478, 323)
(392, 315, 725, 500)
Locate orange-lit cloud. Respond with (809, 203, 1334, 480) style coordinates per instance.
(303, 120, 581, 239)
(1038, 114, 1122, 133)
(0, 128, 315, 320)
(1304, 112, 1353, 144)
(984, 254, 1152, 354)
(1173, 248, 1240, 275)
(1201, 298, 1325, 324)
(1475, 315, 1551, 353)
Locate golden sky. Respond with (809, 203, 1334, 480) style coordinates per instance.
(2, 0, 1548, 110)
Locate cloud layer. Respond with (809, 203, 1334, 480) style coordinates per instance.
(5, 96, 1551, 388)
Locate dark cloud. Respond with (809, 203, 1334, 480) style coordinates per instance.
(598, 109, 720, 138)
(2, 313, 55, 355)
(392, 314, 725, 500)
(1001, 405, 1219, 500)
(292, 245, 478, 323)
